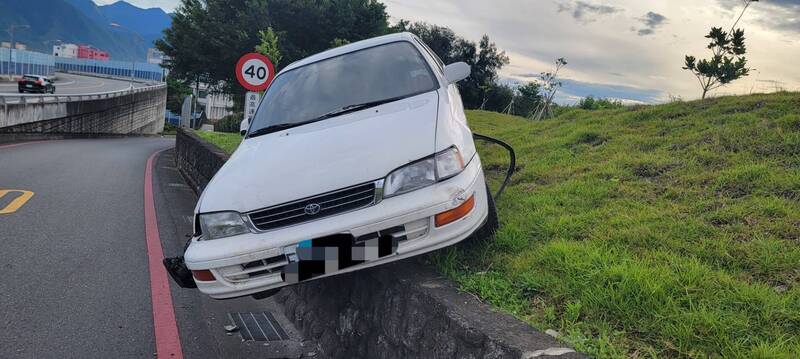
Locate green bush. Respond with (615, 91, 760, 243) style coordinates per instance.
(576, 96, 625, 110)
(162, 122, 177, 135)
(215, 113, 244, 133)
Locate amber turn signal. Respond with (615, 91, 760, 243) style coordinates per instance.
(435, 195, 475, 227)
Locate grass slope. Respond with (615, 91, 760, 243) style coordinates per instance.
(194, 130, 241, 155)
(444, 92, 800, 358)
(197, 92, 800, 357)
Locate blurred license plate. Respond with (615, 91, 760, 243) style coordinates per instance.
(26, 84, 32, 88)
(282, 234, 398, 283)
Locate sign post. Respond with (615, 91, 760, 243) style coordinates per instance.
(244, 91, 261, 122)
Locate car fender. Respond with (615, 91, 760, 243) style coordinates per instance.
(435, 85, 477, 160)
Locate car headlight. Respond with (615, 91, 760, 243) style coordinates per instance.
(435, 146, 465, 180)
(198, 211, 251, 240)
(383, 146, 465, 198)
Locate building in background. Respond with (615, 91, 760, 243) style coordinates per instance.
(53, 43, 78, 58)
(193, 82, 234, 121)
(1, 42, 27, 50)
(77, 45, 109, 61)
(146, 48, 165, 65)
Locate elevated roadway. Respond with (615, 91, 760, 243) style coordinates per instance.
(0, 72, 149, 95)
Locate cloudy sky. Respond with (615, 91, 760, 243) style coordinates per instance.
(97, 0, 799, 103)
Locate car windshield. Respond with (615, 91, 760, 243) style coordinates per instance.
(23, 75, 39, 81)
(248, 41, 437, 136)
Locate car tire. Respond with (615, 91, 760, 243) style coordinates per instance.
(18, 89, 23, 93)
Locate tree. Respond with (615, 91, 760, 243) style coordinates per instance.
(394, 22, 509, 108)
(165, 77, 192, 114)
(576, 96, 624, 110)
(532, 58, 567, 120)
(157, 0, 390, 109)
(255, 27, 283, 69)
(683, 0, 755, 99)
(330, 38, 351, 48)
(514, 82, 541, 117)
(482, 84, 515, 113)
(155, 0, 209, 92)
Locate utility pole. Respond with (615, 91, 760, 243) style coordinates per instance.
(5, 25, 30, 80)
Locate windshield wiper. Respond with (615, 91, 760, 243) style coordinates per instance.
(247, 123, 300, 138)
(307, 96, 409, 123)
(248, 96, 409, 138)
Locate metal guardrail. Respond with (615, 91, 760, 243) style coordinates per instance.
(0, 83, 167, 106)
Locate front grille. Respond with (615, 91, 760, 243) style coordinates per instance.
(248, 182, 377, 231)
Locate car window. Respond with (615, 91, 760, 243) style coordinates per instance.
(23, 75, 38, 81)
(249, 41, 438, 133)
(415, 38, 445, 70)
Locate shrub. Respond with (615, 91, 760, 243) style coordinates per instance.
(576, 96, 625, 110)
(215, 113, 244, 133)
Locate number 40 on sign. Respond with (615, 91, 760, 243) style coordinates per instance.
(235, 53, 275, 92)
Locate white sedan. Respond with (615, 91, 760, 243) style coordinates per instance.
(171, 32, 496, 299)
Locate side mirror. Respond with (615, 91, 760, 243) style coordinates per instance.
(240, 118, 249, 136)
(444, 62, 470, 84)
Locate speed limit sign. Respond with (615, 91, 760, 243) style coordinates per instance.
(235, 53, 275, 92)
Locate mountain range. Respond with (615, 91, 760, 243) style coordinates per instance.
(0, 0, 172, 61)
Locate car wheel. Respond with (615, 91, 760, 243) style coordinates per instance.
(18, 89, 24, 93)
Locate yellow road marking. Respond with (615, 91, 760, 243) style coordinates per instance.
(0, 190, 35, 214)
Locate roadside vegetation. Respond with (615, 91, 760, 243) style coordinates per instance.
(194, 130, 240, 155)
(435, 92, 800, 358)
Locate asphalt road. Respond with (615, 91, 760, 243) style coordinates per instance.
(0, 139, 314, 358)
(0, 72, 147, 95)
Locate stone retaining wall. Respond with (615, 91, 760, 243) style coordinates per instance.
(174, 127, 230, 193)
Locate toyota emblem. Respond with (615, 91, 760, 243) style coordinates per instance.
(304, 203, 321, 215)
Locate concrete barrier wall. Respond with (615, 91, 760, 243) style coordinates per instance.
(175, 127, 230, 193)
(0, 84, 166, 135)
(173, 130, 585, 358)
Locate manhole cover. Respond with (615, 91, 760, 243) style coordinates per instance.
(228, 312, 290, 341)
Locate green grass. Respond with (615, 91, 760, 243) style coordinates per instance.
(433, 92, 800, 358)
(196, 93, 800, 357)
(194, 130, 241, 154)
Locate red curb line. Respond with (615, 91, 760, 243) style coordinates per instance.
(144, 148, 184, 359)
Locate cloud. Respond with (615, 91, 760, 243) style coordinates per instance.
(716, 0, 800, 34)
(557, 1, 623, 24)
(503, 75, 663, 105)
(634, 11, 668, 36)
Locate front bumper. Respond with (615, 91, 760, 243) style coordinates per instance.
(183, 156, 488, 299)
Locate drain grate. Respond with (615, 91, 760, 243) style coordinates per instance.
(228, 312, 290, 341)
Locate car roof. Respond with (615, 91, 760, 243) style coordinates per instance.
(280, 32, 421, 74)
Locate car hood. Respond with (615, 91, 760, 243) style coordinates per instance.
(198, 91, 439, 214)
